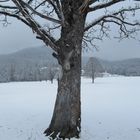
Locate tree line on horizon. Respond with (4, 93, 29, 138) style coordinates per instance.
(1, 53, 140, 83)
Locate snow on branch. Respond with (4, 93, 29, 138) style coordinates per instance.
(88, 0, 99, 5)
(85, 6, 140, 39)
(83, 5, 140, 48)
(0, 10, 31, 27)
(88, 0, 124, 13)
(85, 7, 140, 31)
(12, 0, 58, 51)
(0, 0, 10, 2)
(0, 0, 65, 52)
(19, 0, 61, 24)
(0, 4, 17, 9)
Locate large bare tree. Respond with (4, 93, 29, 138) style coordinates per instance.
(0, 0, 140, 139)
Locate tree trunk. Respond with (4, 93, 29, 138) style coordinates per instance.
(44, 4, 86, 138)
(44, 55, 81, 139)
(92, 72, 95, 84)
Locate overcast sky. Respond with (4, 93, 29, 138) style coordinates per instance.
(83, 38, 140, 61)
(0, 20, 42, 54)
(0, 2, 140, 61)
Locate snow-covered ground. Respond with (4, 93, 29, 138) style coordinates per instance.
(0, 77, 140, 140)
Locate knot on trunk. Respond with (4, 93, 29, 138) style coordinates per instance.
(61, 50, 74, 72)
(63, 60, 71, 71)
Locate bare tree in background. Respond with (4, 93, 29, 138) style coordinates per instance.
(47, 65, 57, 83)
(84, 57, 104, 83)
(10, 63, 16, 81)
(0, 0, 140, 139)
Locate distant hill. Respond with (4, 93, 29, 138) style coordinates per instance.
(99, 58, 140, 76)
(0, 46, 56, 65)
(0, 47, 140, 83)
(0, 46, 57, 82)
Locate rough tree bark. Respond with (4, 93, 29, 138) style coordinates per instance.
(44, 1, 86, 138)
(45, 58, 82, 139)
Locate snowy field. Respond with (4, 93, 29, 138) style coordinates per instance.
(0, 77, 140, 140)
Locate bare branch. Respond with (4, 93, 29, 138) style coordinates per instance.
(79, 0, 100, 13)
(79, 0, 91, 13)
(19, 0, 61, 24)
(0, 10, 31, 27)
(33, 0, 47, 10)
(55, 0, 65, 26)
(88, 0, 124, 13)
(0, 4, 17, 9)
(85, 6, 140, 31)
(0, 0, 10, 2)
(27, 0, 34, 4)
(1, 0, 140, 52)
(88, 0, 98, 5)
(83, 4, 140, 47)
(44, 0, 65, 26)
(47, 0, 61, 19)
(11, 0, 58, 51)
